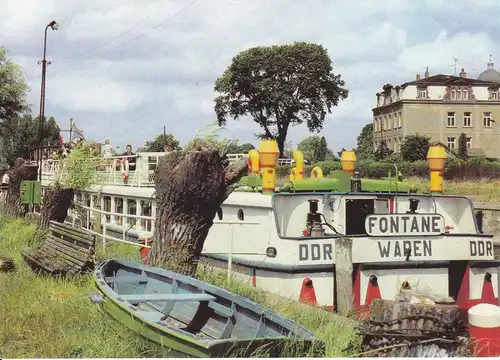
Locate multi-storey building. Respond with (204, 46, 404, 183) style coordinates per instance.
(372, 60, 500, 158)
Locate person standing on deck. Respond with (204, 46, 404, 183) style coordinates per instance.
(121, 144, 136, 182)
(102, 139, 115, 171)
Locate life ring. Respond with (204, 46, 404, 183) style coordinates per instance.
(311, 166, 324, 179)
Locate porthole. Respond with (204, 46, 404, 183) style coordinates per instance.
(237, 209, 244, 221)
(217, 208, 223, 220)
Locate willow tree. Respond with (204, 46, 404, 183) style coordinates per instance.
(39, 144, 99, 228)
(147, 127, 248, 276)
(214, 42, 349, 157)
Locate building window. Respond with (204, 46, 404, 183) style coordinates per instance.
(451, 90, 456, 100)
(493, 92, 498, 100)
(457, 90, 462, 100)
(398, 112, 402, 128)
(447, 137, 456, 149)
(483, 112, 492, 127)
(466, 137, 472, 149)
(384, 116, 388, 130)
(418, 89, 426, 99)
(463, 90, 468, 100)
(463, 112, 472, 127)
(447, 112, 456, 127)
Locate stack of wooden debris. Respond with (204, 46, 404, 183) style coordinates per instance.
(356, 290, 469, 357)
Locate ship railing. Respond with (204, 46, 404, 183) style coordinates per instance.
(226, 153, 299, 166)
(68, 203, 263, 283)
(40, 152, 167, 187)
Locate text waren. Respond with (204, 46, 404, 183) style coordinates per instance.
(378, 240, 432, 258)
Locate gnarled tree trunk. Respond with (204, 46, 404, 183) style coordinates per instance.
(147, 141, 248, 275)
(5, 158, 30, 218)
(39, 185, 74, 228)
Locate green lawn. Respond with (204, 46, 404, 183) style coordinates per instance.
(0, 218, 359, 358)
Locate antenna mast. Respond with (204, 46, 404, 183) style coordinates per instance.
(451, 58, 459, 76)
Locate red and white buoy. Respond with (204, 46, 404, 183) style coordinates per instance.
(468, 303, 500, 357)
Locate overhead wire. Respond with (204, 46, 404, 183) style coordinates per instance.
(54, 0, 201, 64)
(62, 0, 175, 59)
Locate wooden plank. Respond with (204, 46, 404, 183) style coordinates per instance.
(43, 239, 88, 266)
(335, 236, 353, 316)
(22, 251, 55, 272)
(122, 293, 216, 303)
(49, 226, 95, 247)
(208, 301, 234, 318)
(50, 221, 95, 241)
(33, 243, 86, 269)
(49, 226, 95, 246)
(46, 234, 92, 254)
(105, 276, 150, 284)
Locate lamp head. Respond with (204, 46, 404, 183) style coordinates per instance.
(48, 21, 59, 30)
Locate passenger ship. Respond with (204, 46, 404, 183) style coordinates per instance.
(39, 141, 499, 312)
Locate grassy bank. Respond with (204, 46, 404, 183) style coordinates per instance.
(0, 218, 359, 358)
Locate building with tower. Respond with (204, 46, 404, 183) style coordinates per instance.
(372, 58, 500, 159)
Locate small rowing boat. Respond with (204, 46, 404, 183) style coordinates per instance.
(92, 259, 325, 357)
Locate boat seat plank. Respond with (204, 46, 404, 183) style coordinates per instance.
(208, 301, 235, 318)
(122, 293, 216, 303)
(134, 310, 164, 323)
(105, 276, 150, 284)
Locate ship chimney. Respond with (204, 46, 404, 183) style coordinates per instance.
(459, 68, 467, 78)
(416, 74, 421, 80)
(424, 67, 429, 79)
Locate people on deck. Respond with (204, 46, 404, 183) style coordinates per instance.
(120, 144, 136, 182)
(102, 139, 115, 171)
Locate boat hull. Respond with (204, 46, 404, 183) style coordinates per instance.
(93, 259, 324, 358)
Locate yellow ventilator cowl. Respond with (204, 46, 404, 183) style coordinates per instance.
(427, 145, 447, 194)
(341, 150, 357, 175)
(292, 150, 304, 180)
(258, 140, 280, 194)
(248, 149, 260, 175)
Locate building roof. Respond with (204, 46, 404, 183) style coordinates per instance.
(403, 74, 497, 87)
(477, 61, 500, 83)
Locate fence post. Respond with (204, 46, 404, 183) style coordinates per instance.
(335, 236, 354, 315)
(103, 224, 107, 253)
(227, 224, 234, 284)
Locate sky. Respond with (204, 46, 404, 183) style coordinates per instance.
(2, 0, 500, 153)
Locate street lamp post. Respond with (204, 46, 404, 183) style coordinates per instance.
(38, 20, 59, 180)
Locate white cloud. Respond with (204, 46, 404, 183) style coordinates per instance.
(1, 0, 500, 151)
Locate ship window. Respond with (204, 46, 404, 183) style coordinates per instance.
(115, 197, 123, 225)
(345, 199, 375, 235)
(140, 200, 152, 232)
(103, 196, 111, 222)
(127, 199, 137, 227)
(217, 208, 223, 220)
(237, 209, 244, 221)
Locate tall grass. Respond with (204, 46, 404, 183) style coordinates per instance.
(0, 218, 359, 358)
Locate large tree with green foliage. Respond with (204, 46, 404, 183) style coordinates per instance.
(400, 134, 431, 162)
(1, 115, 60, 166)
(297, 135, 333, 162)
(374, 140, 393, 161)
(458, 133, 468, 160)
(214, 42, 348, 157)
(355, 123, 374, 160)
(0, 49, 29, 134)
(143, 133, 181, 152)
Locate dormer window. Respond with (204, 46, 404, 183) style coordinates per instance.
(489, 86, 500, 100)
(451, 88, 468, 100)
(417, 86, 427, 99)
